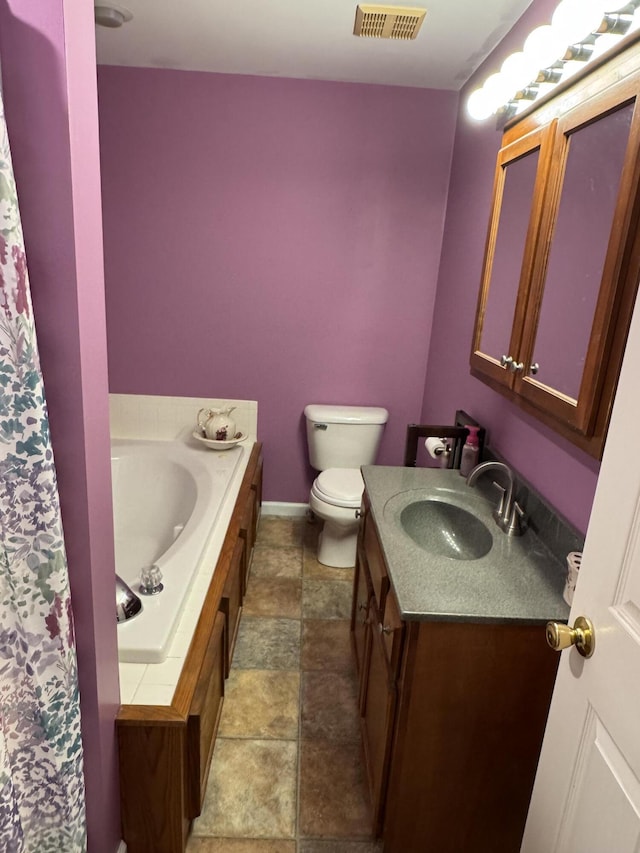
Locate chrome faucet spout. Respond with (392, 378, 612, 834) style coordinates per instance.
(466, 461, 516, 531)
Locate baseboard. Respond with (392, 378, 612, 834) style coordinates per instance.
(261, 501, 309, 517)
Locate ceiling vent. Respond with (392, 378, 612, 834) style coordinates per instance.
(353, 5, 427, 40)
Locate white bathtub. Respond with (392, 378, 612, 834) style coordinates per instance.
(112, 437, 246, 664)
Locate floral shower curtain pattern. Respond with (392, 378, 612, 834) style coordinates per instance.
(0, 89, 86, 849)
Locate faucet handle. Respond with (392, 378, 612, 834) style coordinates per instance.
(492, 481, 508, 520)
(140, 564, 164, 595)
(506, 501, 526, 536)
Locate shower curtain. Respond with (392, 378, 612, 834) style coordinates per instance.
(0, 85, 86, 849)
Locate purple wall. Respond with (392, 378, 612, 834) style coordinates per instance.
(0, 1, 121, 850)
(422, 0, 600, 535)
(98, 68, 459, 502)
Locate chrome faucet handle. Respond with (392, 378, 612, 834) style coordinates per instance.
(506, 501, 526, 537)
(492, 481, 508, 521)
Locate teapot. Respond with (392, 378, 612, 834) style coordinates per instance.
(197, 405, 237, 441)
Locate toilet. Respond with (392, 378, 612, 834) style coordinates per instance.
(304, 404, 389, 568)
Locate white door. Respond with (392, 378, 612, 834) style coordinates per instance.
(521, 290, 640, 852)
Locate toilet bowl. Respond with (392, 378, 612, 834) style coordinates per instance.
(309, 468, 364, 568)
(304, 403, 388, 568)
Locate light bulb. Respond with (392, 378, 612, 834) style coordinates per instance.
(466, 88, 495, 121)
(482, 72, 514, 109)
(524, 25, 568, 70)
(500, 51, 539, 92)
(551, 0, 607, 46)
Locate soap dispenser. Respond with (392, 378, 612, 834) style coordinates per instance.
(459, 426, 480, 476)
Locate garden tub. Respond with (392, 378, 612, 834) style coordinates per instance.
(112, 437, 247, 663)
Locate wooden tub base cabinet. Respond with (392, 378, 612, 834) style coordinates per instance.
(351, 500, 560, 853)
(117, 443, 262, 853)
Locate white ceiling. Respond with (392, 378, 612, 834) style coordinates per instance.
(94, 0, 534, 91)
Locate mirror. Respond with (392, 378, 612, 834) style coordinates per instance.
(479, 143, 541, 362)
(530, 101, 635, 400)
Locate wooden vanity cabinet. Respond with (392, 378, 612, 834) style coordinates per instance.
(117, 443, 263, 853)
(352, 536, 373, 679)
(352, 500, 404, 835)
(472, 36, 640, 457)
(351, 501, 560, 853)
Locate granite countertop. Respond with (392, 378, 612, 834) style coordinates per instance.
(362, 465, 570, 625)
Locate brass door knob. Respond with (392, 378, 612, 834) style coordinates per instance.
(546, 616, 595, 658)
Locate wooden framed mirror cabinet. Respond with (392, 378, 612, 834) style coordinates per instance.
(471, 31, 640, 457)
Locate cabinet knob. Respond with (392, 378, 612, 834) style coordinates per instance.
(509, 361, 539, 375)
(500, 354, 513, 368)
(378, 623, 393, 635)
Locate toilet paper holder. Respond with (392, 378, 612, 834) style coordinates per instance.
(403, 410, 485, 469)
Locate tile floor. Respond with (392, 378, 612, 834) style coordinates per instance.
(187, 515, 384, 853)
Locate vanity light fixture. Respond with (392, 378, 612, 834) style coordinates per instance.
(466, 0, 640, 122)
(94, 4, 133, 28)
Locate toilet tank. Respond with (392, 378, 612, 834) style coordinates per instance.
(304, 404, 389, 471)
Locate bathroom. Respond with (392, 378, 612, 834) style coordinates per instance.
(1, 0, 638, 850)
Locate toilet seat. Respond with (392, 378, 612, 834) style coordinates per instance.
(312, 468, 363, 508)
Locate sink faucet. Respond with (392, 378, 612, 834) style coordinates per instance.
(465, 461, 525, 536)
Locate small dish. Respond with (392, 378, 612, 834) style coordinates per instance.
(192, 429, 247, 450)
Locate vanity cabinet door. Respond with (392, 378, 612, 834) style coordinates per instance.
(515, 83, 640, 434)
(352, 539, 373, 683)
(352, 506, 405, 836)
(471, 124, 554, 387)
(363, 515, 390, 620)
(360, 604, 398, 836)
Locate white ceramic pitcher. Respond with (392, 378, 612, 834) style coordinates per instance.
(197, 405, 237, 441)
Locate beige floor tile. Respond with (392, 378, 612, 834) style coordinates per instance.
(303, 579, 353, 620)
(187, 839, 296, 852)
(243, 577, 302, 619)
(299, 739, 372, 839)
(303, 518, 320, 550)
(303, 547, 356, 582)
(233, 616, 301, 670)
(301, 620, 354, 672)
(252, 546, 302, 579)
(192, 739, 297, 839)
(191, 517, 375, 850)
(219, 670, 300, 739)
(257, 516, 305, 548)
(301, 671, 360, 742)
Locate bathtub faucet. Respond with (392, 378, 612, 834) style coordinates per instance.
(139, 564, 164, 595)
